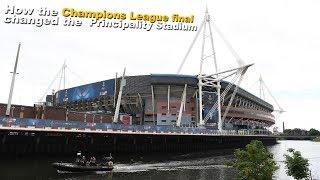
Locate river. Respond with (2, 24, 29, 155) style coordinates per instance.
(0, 140, 319, 180)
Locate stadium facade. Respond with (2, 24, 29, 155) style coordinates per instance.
(50, 74, 275, 131)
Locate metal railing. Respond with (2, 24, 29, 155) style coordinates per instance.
(0, 117, 272, 136)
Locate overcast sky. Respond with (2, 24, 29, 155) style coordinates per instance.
(1, 0, 319, 131)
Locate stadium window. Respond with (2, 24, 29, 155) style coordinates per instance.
(161, 120, 166, 122)
(161, 106, 166, 109)
(162, 113, 166, 115)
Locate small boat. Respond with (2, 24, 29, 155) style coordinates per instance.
(53, 152, 114, 173)
(52, 162, 114, 173)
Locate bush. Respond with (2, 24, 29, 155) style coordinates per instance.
(308, 128, 320, 136)
(284, 148, 310, 180)
(232, 140, 278, 180)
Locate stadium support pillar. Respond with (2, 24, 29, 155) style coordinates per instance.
(138, 93, 144, 125)
(198, 76, 205, 126)
(113, 68, 126, 123)
(6, 43, 21, 117)
(198, 9, 207, 127)
(195, 90, 199, 126)
(167, 85, 170, 114)
(151, 85, 155, 125)
(177, 84, 187, 126)
(113, 72, 118, 107)
(217, 81, 222, 131)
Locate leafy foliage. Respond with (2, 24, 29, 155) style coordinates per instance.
(282, 128, 320, 137)
(308, 128, 320, 136)
(283, 128, 309, 136)
(232, 140, 278, 180)
(284, 148, 310, 180)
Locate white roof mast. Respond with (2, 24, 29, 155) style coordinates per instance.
(177, 6, 251, 131)
(6, 43, 21, 117)
(113, 68, 126, 123)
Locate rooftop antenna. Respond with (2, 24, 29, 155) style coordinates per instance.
(6, 43, 21, 117)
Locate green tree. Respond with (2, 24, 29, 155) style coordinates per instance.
(232, 140, 278, 180)
(308, 128, 320, 136)
(283, 128, 309, 136)
(284, 148, 310, 180)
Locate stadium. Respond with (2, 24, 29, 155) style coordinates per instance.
(50, 74, 275, 131)
(0, 9, 278, 155)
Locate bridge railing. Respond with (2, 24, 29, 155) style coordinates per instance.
(0, 117, 272, 136)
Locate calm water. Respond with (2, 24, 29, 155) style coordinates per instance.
(0, 140, 319, 180)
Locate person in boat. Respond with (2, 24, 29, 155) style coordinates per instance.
(80, 155, 86, 166)
(102, 153, 114, 167)
(107, 160, 113, 167)
(89, 156, 97, 166)
(75, 151, 82, 165)
(103, 153, 113, 161)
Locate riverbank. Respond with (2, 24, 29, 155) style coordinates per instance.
(313, 137, 320, 142)
(277, 136, 316, 140)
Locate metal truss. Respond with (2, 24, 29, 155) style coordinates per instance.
(177, 6, 252, 131)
